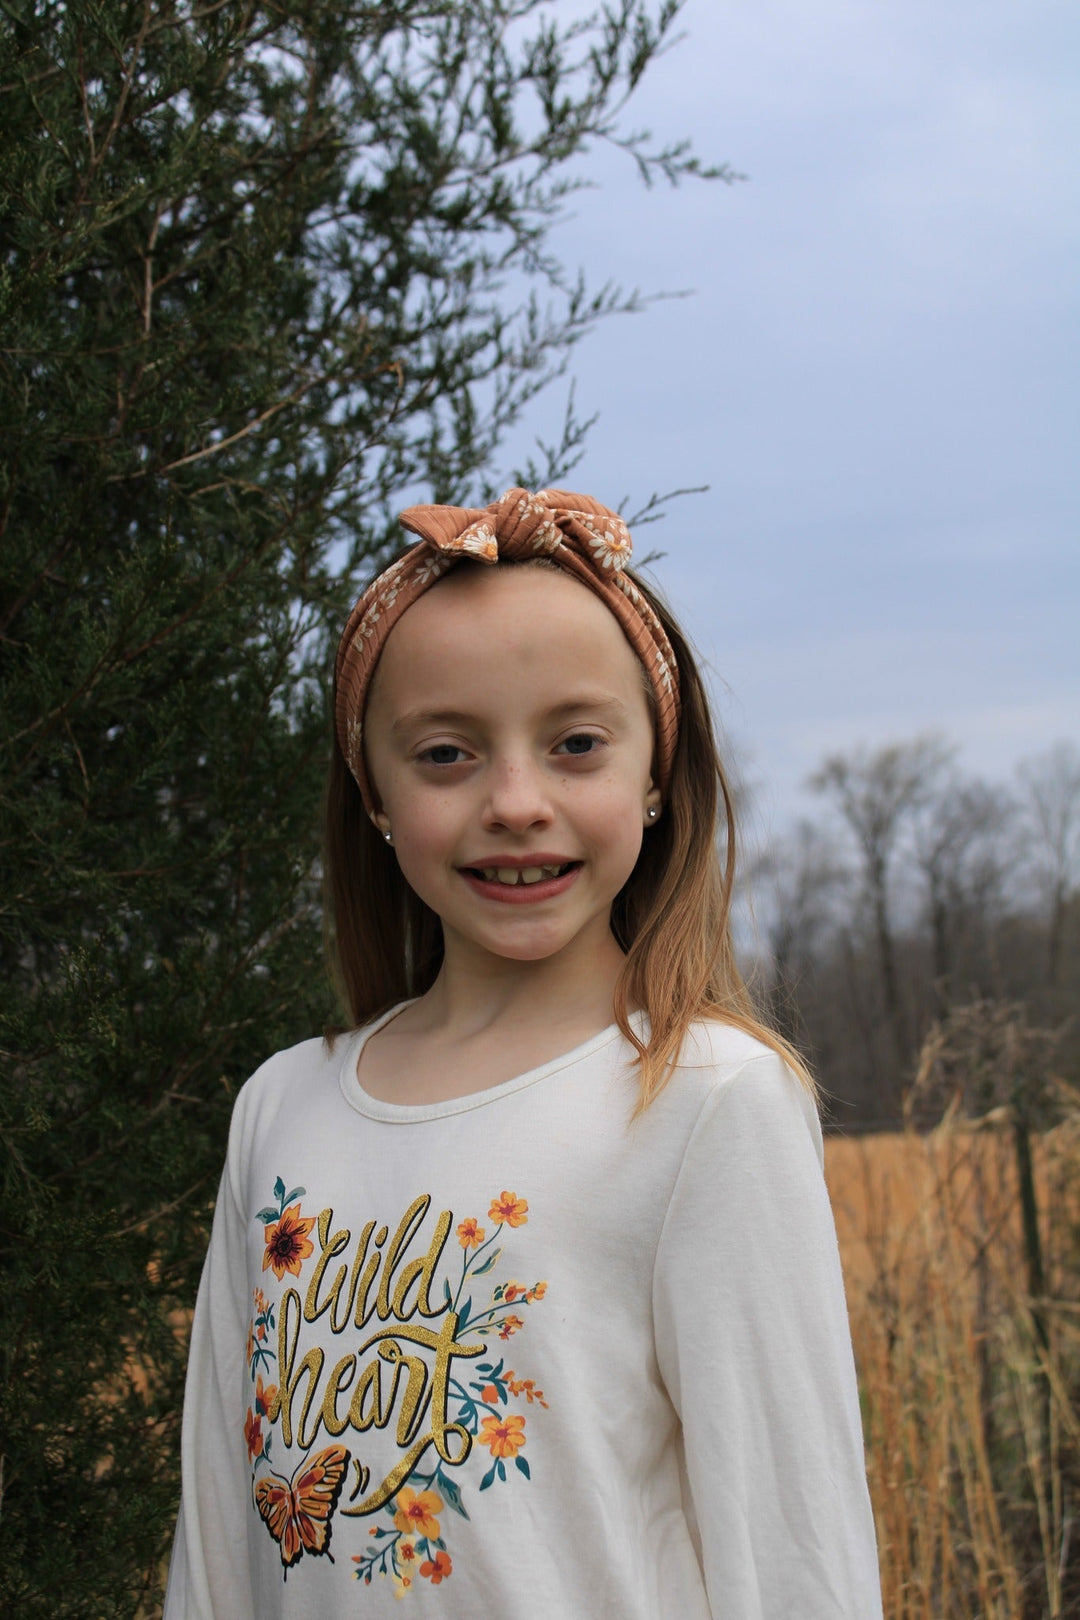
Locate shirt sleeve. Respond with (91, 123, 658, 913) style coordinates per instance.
(652, 1053, 883, 1620)
(164, 1114, 256, 1620)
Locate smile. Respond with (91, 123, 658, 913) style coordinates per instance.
(458, 861, 583, 903)
(470, 863, 574, 886)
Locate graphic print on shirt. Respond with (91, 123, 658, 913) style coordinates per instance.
(245, 1175, 550, 1596)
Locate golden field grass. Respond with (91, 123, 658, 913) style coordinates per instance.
(826, 1118, 1080, 1620)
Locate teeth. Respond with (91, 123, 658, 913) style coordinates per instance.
(477, 864, 568, 885)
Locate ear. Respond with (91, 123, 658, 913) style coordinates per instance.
(643, 784, 662, 826)
(370, 811, 392, 843)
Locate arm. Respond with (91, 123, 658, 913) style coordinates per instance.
(164, 1130, 255, 1620)
(652, 1053, 882, 1620)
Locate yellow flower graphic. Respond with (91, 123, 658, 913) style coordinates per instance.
(489, 1191, 528, 1227)
(393, 1486, 443, 1540)
(261, 1202, 316, 1280)
(477, 1412, 527, 1459)
(456, 1217, 486, 1249)
(498, 1313, 525, 1340)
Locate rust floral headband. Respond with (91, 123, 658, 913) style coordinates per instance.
(334, 486, 681, 814)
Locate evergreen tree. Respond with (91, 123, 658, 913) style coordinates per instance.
(0, 3, 716, 1611)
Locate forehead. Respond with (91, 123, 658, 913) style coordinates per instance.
(367, 563, 648, 716)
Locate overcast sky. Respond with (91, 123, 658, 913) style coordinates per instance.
(500, 0, 1079, 834)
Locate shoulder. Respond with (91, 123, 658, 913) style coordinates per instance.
(226, 1031, 351, 1143)
(239, 1031, 339, 1099)
(676, 1015, 784, 1075)
(668, 1016, 823, 1166)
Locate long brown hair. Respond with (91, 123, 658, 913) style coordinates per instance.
(324, 562, 815, 1112)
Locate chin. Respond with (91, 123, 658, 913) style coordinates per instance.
(467, 921, 585, 962)
(480, 935, 569, 963)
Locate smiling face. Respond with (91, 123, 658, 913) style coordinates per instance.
(363, 563, 661, 973)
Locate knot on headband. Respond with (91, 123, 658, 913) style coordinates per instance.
(398, 486, 634, 570)
(335, 487, 680, 814)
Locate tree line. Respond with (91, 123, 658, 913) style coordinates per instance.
(749, 736, 1080, 1124)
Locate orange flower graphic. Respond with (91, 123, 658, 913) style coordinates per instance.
(489, 1191, 528, 1227)
(507, 1373, 548, 1407)
(392, 1486, 443, 1540)
(502, 1280, 525, 1302)
(421, 1550, 453, 1584)
(261, 1202, 316, 1280)
(477, 1412, 526, 1459)
(498, 1313, 525, 1340)
(456, 1217, 486, 1249)
(254, 1374, 278, 1418)
(481, 1383, 501, 1404)
(243, 1406, 264, 1462)
(527, 1280, 547, 1301)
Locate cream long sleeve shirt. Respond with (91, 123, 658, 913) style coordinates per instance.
(164, 1008, 882, 1619)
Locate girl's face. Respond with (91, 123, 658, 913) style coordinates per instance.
(363, 564, 661, 970)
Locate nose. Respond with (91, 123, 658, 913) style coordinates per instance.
(480, 752, 554, 834)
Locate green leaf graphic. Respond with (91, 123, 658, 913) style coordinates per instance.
(437, 1471, 470, 1520)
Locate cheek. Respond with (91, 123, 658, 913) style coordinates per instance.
(576, 780, 646, 862)
(386, 783, 461, 864)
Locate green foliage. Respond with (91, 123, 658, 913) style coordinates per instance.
(0, 2, 712, 1610)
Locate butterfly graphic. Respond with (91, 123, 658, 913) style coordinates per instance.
(253, 1444, 350, 1572)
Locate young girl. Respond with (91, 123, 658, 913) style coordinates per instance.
(164, 487, 883, 1618)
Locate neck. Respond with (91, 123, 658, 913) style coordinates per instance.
(416, 920, 626, 1040)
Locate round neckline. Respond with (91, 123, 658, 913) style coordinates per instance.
(337, 1000, 632, 1123)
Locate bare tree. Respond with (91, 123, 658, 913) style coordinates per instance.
(1017, 742, 1080, 986)
(913, 778, 1015, 1016)
(810, 736, 955, 1067)
(751, 820, 848, 1039)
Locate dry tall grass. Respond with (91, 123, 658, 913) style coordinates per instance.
(827, 1095, 1080, 1618)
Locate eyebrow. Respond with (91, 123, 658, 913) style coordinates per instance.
(390, 695, 629, 737)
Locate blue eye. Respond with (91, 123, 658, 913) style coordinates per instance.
(558, 734, 601, 756)
(420, 744, 466, 766)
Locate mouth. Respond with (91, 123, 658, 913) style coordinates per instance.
(463, 861, 578, 887)
(458, 860, 583, 903)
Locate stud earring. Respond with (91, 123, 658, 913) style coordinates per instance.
(647, 806, 658, 820)
(383, 829, 393, 844)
